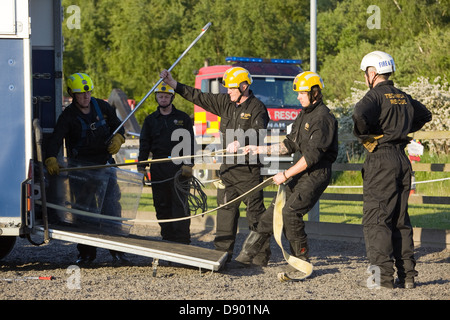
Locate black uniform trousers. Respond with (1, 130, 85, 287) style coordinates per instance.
(256, 165, 331, 252)
(362, 144, 418, 287)
(151, 163, 190, 244)
(214, 164, 266, 257)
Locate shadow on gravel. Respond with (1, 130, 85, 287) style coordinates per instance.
(414, 246, 449, 262)
(415, 278, 449, 288)
(306, 267, 340, 278)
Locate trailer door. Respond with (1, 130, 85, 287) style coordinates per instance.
(0, 0, 32, 235)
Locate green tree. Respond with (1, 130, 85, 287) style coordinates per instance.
(317, 0, 449, 100)
(61, 0, 449, 121)
(62, 0, 117, 98)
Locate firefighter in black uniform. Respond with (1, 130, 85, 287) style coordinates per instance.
(235, 72, 338, 273)
(137, 83, 195, 244)
(160, 67, 270, 265)
(353, 51, 431, 289)
(44, 73, 126, 264)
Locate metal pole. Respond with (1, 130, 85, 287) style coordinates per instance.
(310, 0, 317, 72)
(33, 119, 50, 243)
(309, 0, 319, 221)
(106, 22, 212, 144)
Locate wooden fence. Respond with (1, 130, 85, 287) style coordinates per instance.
(264, 161, 449, 205)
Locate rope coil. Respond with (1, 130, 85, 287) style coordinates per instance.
(173, 170, 208, 215)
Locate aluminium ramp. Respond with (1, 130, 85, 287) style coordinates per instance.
(35, 225, 227, 272)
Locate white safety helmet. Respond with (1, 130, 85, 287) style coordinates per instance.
(360, 51, 396, 74)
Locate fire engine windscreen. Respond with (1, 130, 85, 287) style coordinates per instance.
(46, 159, 144, 236)
(210, 77, 299, 108)
(250, 77, 299, 108)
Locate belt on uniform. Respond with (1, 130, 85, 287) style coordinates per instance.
(373, 142, 407, 152)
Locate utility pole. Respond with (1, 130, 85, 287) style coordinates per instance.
(309, 0, 320, 221)
(310, 0, 317, 72)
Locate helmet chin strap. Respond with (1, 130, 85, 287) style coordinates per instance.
(365, 69, 379, 89)
(236, 93, 244, 104)
(235, 84, 248, 104)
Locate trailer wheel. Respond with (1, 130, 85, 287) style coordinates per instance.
(0, 236, 16, 260)
(194, 168, 211, 183)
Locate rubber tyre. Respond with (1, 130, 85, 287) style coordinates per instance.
(194, 168, 212, 183)
(0, 236, 16, 261)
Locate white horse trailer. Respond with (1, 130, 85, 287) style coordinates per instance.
(0, 0, 226, 273)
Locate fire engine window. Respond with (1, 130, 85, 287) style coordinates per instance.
(201, 79, 210, 93)
(211, 79, 220, 94)
(202, 78, 227, 94)
(218, 81, 227, 94)
(251, 77, 299, 108)
(201, 78, 227, 94)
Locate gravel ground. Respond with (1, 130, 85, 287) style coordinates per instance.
(1, 223, 448, 306)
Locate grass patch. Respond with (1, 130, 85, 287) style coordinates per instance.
(317, 200, 450, 229)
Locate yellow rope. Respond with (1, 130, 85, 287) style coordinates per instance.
(273, 184, 313, 282)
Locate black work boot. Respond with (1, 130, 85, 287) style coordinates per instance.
(395, 277, 415, 289)
(235, 231, 270, 265)
(110, 250, 130, 264)
(290, 240, 309, 260)
(281, 240, 309, 273)
(76, 244, 97, 265)
(252, 237, 271, 266)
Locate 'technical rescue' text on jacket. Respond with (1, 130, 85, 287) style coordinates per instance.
(352, 80, 432, 146)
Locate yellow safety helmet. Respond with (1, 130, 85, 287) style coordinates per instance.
(222, 67, 252, 88)
(293, 71, 324, 92)
(67, 73, 94, 93)
(155, 82, 175, 94)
